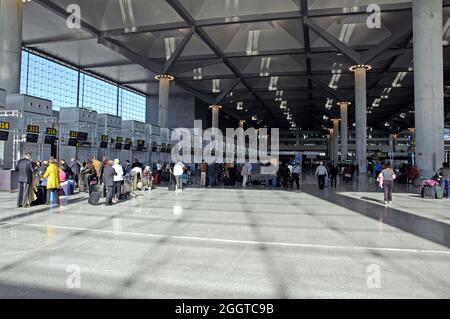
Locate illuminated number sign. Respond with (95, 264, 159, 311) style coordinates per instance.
(46, 127, 57, 136)
(116, 137, 124, 143)
(27, 125, 40, 134)
(101, 135, 109, 142)
(70, 131, 79, 138)
(125, 138, 132, 145)
(137, 140, 145, 146)
(0, 121, 10, 130)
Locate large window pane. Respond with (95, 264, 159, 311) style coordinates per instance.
(26, 52, 79, 111)
(118, 88, 146, 122)
(20, 51, 28, 94)
(80, 73, 118, 115)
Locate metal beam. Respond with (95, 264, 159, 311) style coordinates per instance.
(174, 80, 215, 105)
(304, 18, 361, 64)
(362, 29, 412, 65)
(214, 78, 241, 105)
(162, 28, 195, 75)
(23, 34, 95, 46)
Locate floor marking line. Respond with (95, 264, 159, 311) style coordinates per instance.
(5, 222, 450, 256)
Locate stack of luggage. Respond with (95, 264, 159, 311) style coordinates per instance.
(421, 179, 444, 199)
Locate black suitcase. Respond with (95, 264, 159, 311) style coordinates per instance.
(88, 191, 102, 205)
(33, 186, 47, 206)
(168, 174, 176, 191)
(421, 186, 436, 199)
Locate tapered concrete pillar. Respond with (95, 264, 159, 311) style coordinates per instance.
(328, 129, 334, 160)
(209, 105, 222, 129)
(155, 75, 173, 129)
(332, 119, 340, 163)
(338, 102, 350, 161)
(350, 65, 371, 175)
(0, 0, 23, 93)
(391, 134, 398, 153)
(413, 0, 444, 178)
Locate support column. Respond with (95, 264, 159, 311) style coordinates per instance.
(332, 119, 340, 163)
(155, 75, 174, 129)
(239, 120, 246, 129)
(350, 64, 372, 175)
(0, 0, 23, 93)
(391, 134, 398, 153)
(328, 129, 334, 160)
(209, 105, 222, 129)
(413, 0, 444, 178)
(338, 102, 350, 162)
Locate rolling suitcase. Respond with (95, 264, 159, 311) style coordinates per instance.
(421, 186, 436, 199)
(88, 190, 102, 205)
(435, 186, 444, 199)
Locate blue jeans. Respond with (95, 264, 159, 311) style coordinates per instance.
(209, 175, 216, 187)
(272, 176, 277, 187)
(440, 178, 450, 198)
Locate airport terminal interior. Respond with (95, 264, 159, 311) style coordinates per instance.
(0, 0, 449, 299)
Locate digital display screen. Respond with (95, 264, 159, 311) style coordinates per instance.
(70, 131, 78, 138)
(137, 140, 145, 146)
(101, 135, 108, 142)
(100, 141, 108, 149)
(166, 145, 172, 153)
(77, 132, 88, 141)
(27, 125, 39, 134)
(0, 121, 9, 130)
(116, 137, 124, 143)
(46, 127, 57, 136)
(125, 138, 132, 145)
(68, 138, 78, 146)
(115, 143, 123, 150)
(0, 131, 9, 141)
(124, 144, 131, 151)
(26, 133, 39, 143)
(44, 135, 57, 145)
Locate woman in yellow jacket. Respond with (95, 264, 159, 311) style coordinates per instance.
(43, 159, 60, 205)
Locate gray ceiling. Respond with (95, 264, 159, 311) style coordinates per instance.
(22, 0, 450, 133)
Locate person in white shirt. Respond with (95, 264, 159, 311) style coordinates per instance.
(315, 162, 328, 190)
(131, 166, 142, 191)
(173, 161, 185, 192)
(241, 162, 249, 187)
(112, 159, 124, 200)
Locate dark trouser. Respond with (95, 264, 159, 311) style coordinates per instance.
(73, 173, 80, 188)
(209, 175, 216, 186)
(106, 186, 114, 205)
(383, 180, 394, 202)
(85, 175, 91, 193)
(330, 175, 337, 188)
(114, 181, 122, 199)
(440, 178, 450, 198)
(290, 173, 300, 189)
(46, 188, 59, 205)
(318, 175, 326, 190)
(17, 182, 30, 207)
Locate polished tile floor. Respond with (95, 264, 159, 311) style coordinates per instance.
(0, 177, 449, 298)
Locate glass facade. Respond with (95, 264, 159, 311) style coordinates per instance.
(20, 49, 146, 122)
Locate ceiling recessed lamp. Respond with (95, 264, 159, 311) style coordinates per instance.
(155, 74, 174, 81)
(349, 64, 372, 72)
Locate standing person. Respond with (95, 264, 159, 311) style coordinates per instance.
(247, 162, 253, 185)
(315, 162, 328, 190)
(329, 164, 339, 188)
(282, 163, 290, 189)
(173, 160, 185, 192)
(102, 160, 117, 206)
(112, 159, 124, 201)
(290, 161, 301, 190)
(68, 158, 81, 188)
(437, 162, 450, 198)
(43, 159, 60, 206)
(381, 164, 396, 205)
(200, 160, 208, 187)
(92, 157, 101, 179)
(16, 153, 35, 208)
(207, 162, 217, 187)
(241, 162, 249, 188)
(82, 160, 96, 194)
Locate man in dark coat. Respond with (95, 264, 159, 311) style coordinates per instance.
(16, 153, 35, 208)
(68, 157, 81, 188)
(102, 160, 117, 206)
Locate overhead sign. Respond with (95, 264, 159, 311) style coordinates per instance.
(70, 131, 79, 138)
(27, 125, 40, 134)
(46, 127, 57, 136)
(0, 121, 9, 130)
(101, 135, 108, 142)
